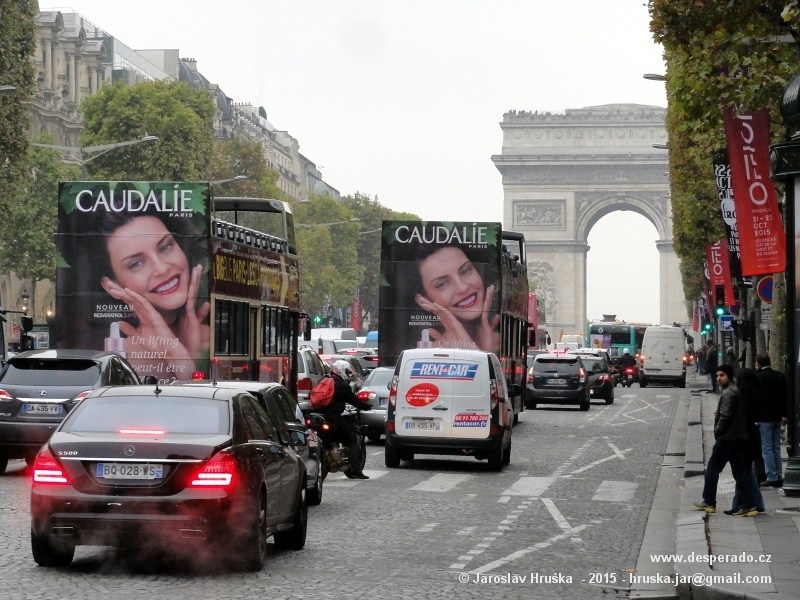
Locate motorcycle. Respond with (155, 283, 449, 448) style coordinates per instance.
(620, 365, 638, 387)
(304, 405, 367, 479)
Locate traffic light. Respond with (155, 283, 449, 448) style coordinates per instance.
(313, 314, 323, 326)
(713, 285, 728, 317)
(713, 305, 728, 317)
(702, 321, 713, 333)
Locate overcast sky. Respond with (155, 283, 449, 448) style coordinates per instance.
(50, 0, 667, 325)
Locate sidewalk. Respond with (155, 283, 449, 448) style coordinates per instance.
(674, 370, 800, 599)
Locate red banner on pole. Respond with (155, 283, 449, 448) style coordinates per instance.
(706, 238, 735, 305)
(723, 107, 786, 276)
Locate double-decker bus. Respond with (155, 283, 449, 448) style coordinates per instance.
(55, 181, 302, 393)
(526, 292, 549, 351)
(378, 221, 528, 421)
(587, 320, 648, 361)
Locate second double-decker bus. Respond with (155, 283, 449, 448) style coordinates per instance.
(55, 181, 303, 393)
(587, 320, 649, 361)
(378, 221, 528, 421)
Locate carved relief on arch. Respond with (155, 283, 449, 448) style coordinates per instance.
(514, 200, 566, 230)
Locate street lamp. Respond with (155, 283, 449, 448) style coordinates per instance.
(31, 135, 159, 178)
(296, 218, 360, 230)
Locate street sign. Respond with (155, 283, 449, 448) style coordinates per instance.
(757, 276, 773, 303)
(719, 315, 735, 331)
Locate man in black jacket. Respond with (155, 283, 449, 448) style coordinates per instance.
(756, 354, 788, 488)
(692, 364, 759, 515)
(323, 360, 373, 480)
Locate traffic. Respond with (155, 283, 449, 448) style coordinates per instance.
(0, 187, 695, 593)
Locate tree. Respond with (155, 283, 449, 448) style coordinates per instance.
(648, 1, 798, 302)
(341, 192, 418, 327)
(294, 196, 363, 318)
(0, 0, 36, 250)
(0, 143, 79, 283)
(80, 80, 215, 180)
(207, 137, 288, 200)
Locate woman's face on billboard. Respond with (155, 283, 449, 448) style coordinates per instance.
(104, 216, 190, 313)
(419, 246, 484, 322)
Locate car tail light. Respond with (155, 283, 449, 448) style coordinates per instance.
(0, 388, 13, 401)
(388, 375, 398, 407)
(366, 356, 379, 363)
(296, 377, 312, 392)
(189, 451, 236, 488)
(73, 390, 92, 403)
(357, 390, 376, 401)
(489, 379, 499, 409)
(578, 367, 586, 383)
(32, 447, 69, 485)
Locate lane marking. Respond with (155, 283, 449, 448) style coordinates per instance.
(501, 476, 555, 497)
(542, 497, 583, 543)
(410, 473, 472, 492)
(591, 480, 638, 502)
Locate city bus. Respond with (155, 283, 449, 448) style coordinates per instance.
(378, 221, 529, 421)
(587, 321, 649, 362)
(526, 292, 549, 352)
(54, 181, 303, 393)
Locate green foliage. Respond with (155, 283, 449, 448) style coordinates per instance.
(0, 0, 36, 246)
(648, 0, 800, 301)
(0, 142, 79, 282)
(341, 192, 419, 319)
(207, 137, 288, 200)
(80, 80, 215, 179)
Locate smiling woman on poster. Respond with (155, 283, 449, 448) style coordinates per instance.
(96, 209, 210, 380)
(378, 221, 502, 363)
(413, 243, 500, 352)
(55, 181, 212, 384)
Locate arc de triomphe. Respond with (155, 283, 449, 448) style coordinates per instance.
(492, 104, 688, 336)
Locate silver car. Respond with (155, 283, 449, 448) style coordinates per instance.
(355, 367, 393, 442)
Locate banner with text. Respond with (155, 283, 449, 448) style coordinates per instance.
(712, 152, 742, 279)
(723, 107, 786, 276)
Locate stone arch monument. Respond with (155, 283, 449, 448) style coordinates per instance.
(492, 104, 688, 335)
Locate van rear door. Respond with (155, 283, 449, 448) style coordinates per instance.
(395, 350, 490, 439)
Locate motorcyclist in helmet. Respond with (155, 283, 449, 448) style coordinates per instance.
(323, 360, 373, 480)
(618, 350, 637, 368)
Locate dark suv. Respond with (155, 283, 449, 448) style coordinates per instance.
(526, 353, 590, 411)
(0, 349, 145, 473)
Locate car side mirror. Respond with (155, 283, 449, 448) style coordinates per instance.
(141, 375, 158, 385)
(289, 429, 308, 446)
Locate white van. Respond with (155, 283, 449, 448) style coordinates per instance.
(639, 326, 687, 388)
(384, 348, 512, 471)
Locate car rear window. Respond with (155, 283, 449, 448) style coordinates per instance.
(581, 358, 604, 371)
(1, 359, 101, 386)
(534, 357, 582, 374)
(365, 368, 393, 387)
(62, 396, 230, 435)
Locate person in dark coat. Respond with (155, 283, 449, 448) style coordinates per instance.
(724, 368, 765, 514)
(323, 360, 373, 479)
(755, 354, 788, 488)
(692, 364, 760, 515)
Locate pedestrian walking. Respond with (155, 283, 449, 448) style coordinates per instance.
(755, 354, 788, 488)
(696, 346, 706, 374)
(724, 368, 765, 515)
(692, 364, 760, 516)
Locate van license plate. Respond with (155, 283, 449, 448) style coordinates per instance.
(403, 420, 441, 431)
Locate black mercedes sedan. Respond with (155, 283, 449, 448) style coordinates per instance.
(30, 385, 308, 571)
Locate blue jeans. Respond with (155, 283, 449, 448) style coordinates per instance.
(731, 458, 765, 512)
(759, 421, 783, 482)
(703, 439, 758, 508)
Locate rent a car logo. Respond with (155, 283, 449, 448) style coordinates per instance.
(410, 361, 479, 380)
